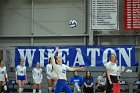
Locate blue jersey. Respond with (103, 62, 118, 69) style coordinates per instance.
(70, 76, 83, 87)
(83, 77, 94, 85)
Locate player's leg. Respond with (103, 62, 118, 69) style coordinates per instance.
(21, 80, 26, 93)
(52, 79, 57, 91)
(20, 76, 26, 93)
(47, 78, 53, 93)
(63, 81, 72, 93)
(1, 81, 7, 92)
(33, 82, 37, 93)
(18, 80, 22, 93)
(55, 80, 64, 93)
(38, 82, 42, 93)
(0, 81, 2, 92)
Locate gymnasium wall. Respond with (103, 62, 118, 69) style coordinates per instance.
(0, 0, 86, 47)
(0, 0, 140, 63)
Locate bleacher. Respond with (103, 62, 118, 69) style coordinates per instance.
(7, 66, 139, 93)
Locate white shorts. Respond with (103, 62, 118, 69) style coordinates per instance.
(47, 76, 51, 79)
(47, 74, 57, 80)
(34, 79, 42, 84)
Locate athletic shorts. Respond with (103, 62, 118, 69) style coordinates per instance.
(17, 75, 26, 80)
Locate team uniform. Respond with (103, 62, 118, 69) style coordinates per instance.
(0, 66, 7, 82)
(16, 65, 26, 80)
(51, 56, 74, 93)
(106, 61, 119, 93)
(46, 64, 57, 80)
(32, 68, 43, 84)
(70, 76, 83, 93)
(0, 66, 8, 91)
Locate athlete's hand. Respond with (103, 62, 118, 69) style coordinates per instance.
(118, 80, 121, 84)
(80, 66, 86, 71)
(55, 47, 59, 52)
(53, 47, 59, 55)
(109, 80, 112, 85)
(16, 80, 18, 84)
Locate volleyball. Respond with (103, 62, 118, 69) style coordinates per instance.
(69, 20, 77, 28)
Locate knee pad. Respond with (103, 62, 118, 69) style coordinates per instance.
(48, 87, 52, 90)
(2, 84, 7, 91)
(77, 88, 81, 93)
(3, 85, 7, 91)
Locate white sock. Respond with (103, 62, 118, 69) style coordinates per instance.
(21, 88, 23, 92)
(33, 89, 36, 93)
(19, 88, 22, 92)
(39, 89, 42, 93)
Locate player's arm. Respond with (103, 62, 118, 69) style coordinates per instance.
(51, 47, 59, 66)
(25, 67, 28, 82)
(40, 69, 43, 80)
(15, 66, 18, 83)
(106, 63, 112, 84)
(66, 66, 85, 71)
(107, 69, 112, 84)
(4, 67, 8, 81)
(32, 68, 35, 80)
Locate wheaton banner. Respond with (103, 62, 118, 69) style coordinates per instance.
(15, 46, 135, 67)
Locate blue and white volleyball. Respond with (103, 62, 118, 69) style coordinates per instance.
(69, 20, 77, 28)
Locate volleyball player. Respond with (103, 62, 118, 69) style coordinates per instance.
(32, 62, 43, 93)
(51, 47, 85, 93)
(46, 58, 57, 93)
(16, 59, 28, 93)
(106, 54, 120, 93)
(0, 60, 8, 93)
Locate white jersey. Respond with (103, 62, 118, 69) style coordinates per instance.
(0, 66, 7, 81)
(16, 65, 26, 76)
(51, 56, 73, 80)
(106, 61, 118, 76)
(46, 64, 57, 79)
(32, 68, 43, 84)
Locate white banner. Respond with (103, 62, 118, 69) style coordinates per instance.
(91, 0, 118, 30)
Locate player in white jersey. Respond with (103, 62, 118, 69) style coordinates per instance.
(32, 62, 43, 93)
(0, 60, 8, 93)
(46, 58, 57, 93)
(16, 59, 28, 93)
(106, 54, 120, 93)
(51, 47, 85, 93)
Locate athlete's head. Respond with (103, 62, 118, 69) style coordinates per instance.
(0, 60, 4, 67)
(85, 71, 92, 80)
(102, 71, 106, 77)
(86, 71, 91, 77)
(36, 62, 40, 68)
(48, 57, 52, 64)
(54, 56, 62, 65)
(20, 59, 24, 66)
(109, 53, 117, 63)
(73, 71, 78, 76)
